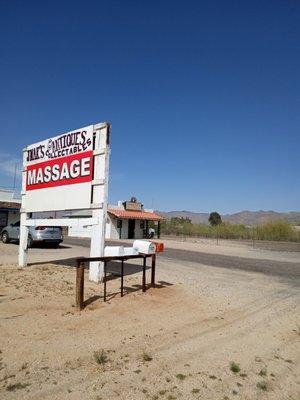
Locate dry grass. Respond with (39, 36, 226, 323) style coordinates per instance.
(175, 373, 186, 380)
(230, 362, 241, 373)
(257, 380, 269, 391)
(259, 367, 267, 376)
(93, 350, 109, 366)
(142, 351, 153, 362)
(6, 382, 30, 392)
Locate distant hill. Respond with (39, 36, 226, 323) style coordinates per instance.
(156, 210, 300, 226)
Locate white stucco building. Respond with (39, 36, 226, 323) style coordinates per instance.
(0, 189, 21, 231)
(67, 199, 163, 240)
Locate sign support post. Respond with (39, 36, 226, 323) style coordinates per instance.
(89, 123, 110, 282)
(19, 148, 29, 267)
(18, 212, 29, 267)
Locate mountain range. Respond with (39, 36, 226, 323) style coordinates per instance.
(156, 210, 300, 226)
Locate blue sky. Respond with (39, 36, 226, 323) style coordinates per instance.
(0, 1, 299, 213)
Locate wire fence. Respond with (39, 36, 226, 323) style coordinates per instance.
(160, 219, 300, 243)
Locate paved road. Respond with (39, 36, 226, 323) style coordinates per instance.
(64, 237, 300, 281)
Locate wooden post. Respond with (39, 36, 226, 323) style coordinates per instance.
(18, 148, 29, 267)
(76, 261, 85, 310)
(89, 123, 110, 283)
(145, 220, 149, 239)
(151, 254, 156, 287)
(142, 256, 146, 292)
(103, 261, 107, 302)
(157, 221, 161, 239)
(18, 212, 29, 267)
(119, 220, 122, 239)
(121, 259, 124, 297)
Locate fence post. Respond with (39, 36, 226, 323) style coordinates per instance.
(76, 261, 85, 310)
(151, 254, 156, 287)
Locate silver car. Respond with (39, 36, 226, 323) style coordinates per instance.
(1, 221, 63, 248)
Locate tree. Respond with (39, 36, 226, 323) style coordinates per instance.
(208, 212, 222, 226)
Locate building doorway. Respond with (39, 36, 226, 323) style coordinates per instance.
(0, 211, 8, 231)
(128, 219, 135, 239)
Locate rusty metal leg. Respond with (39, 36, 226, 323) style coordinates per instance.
(121, 260, 124, 297)
(142, 256, 146, 292)
(76, 261, 84, 310)
(104, 261, 107, 302)
(151, 254, 156, 288)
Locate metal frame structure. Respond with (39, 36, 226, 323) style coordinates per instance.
(18, 122, 110, 283)
(75, 254, 156, 309)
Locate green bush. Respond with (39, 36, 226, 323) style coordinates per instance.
(255, 220, 296, 241)
(160, 219, 299, 242)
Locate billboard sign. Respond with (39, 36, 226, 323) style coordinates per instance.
(23, 125, 94, 212)
(19, 121, 111, 282)
(123, 201, 143, 211)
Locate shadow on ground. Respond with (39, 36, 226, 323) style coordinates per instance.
(8, 241, 71, 249)
(84, 280, 174, 307)
(29, 258, 153, 277)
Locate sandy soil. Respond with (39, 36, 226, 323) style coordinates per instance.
(160, 236, 300, 254)
(0, 243, 299, 400)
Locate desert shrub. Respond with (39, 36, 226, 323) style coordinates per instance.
(255, 220, 296, 241)
(161, 219, 299, 242)
(141, 351, 152, 362)
(230, 361, 241, 373)
(160, 220, 252, 240)
(93, 349, 108, 365)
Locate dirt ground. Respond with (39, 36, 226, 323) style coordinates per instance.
(160, 236, 300, 255)
(159, 237, 300, 262)
(0, 241, 299, 400)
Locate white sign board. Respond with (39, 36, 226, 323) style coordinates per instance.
(24, 125, 94, 212)
(19, 122, 111, 283)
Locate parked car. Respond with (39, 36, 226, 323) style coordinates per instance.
(1, 221, 63, 247)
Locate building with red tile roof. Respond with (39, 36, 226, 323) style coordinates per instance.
(66, 198, 163, 240)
